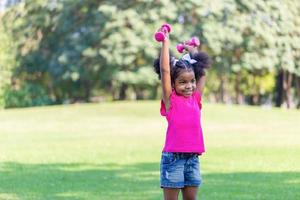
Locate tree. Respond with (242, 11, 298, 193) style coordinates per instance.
(1, 0, 299, 108)
(0, 12, 16, 108)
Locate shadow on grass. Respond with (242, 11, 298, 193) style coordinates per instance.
(0, 162, 300, 200)
(201, 171, 300, 200)
(0, 162, 161, 200)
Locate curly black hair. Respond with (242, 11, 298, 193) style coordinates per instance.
(153, 51, 211, 84)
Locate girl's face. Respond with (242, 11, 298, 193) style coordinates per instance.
(174, 70, 196, 97)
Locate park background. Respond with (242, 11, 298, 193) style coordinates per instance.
(0, 0, 300, 200)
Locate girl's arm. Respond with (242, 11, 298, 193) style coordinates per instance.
(160, 36, 172, 111)
(183, 43, 206, 95)
(196, 75, 206, 95)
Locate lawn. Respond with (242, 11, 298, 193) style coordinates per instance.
(0, 101, 300, 200)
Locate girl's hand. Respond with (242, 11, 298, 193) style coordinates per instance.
(157, 27, 169, 42)
(183, 42, 198, 54)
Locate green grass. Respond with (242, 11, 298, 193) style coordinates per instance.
(0, 101, 300, 200)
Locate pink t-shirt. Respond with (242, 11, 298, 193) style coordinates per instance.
(160, 90, 205, 154)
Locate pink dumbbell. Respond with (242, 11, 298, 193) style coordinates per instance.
(154, 23, 172, 42)
(176, 37, 200, 53)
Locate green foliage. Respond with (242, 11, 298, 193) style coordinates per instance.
(0, 13, 16, 109)
(114, 67, 159, 87)
(4, 83, 53, 108)
(0, 0, 300, 107)
(97, 0, 183, 98)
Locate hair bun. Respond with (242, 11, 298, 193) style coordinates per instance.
(192, 52, 211, 69)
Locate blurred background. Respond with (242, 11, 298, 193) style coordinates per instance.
(1, 1, 300, 200)
(0, 0, 300, 109)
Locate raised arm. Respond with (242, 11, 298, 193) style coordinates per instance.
(183, 43, 206, 95)
(160, 36, 172, 110)
(196, 75, 206, 95)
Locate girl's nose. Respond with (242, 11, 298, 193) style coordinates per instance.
(186, 83, 192, 89)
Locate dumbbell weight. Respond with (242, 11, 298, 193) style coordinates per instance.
(176, 44, 185, 53)
(154, 23, 172, 42)
(176, 36, 200, 53)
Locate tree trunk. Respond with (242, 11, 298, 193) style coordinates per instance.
(149, 84, 159, 99)
(119, 83, 128, 100)
(249, 74, 259, 105)
(219, 75, 225, 103)
(47, 80, 56, 102)
(110, 82, 119, 100)
(274, 70, 283, 107)
(283, 70, 293, 109)
(234, 72, 243, 104)
(133, 86, 144, 100)
(295, 76, 300, 109)
(84, 80, 91, 102)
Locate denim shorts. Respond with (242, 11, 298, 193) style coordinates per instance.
(160, 152, 202, 188)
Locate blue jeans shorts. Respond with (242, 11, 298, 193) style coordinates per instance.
(160, 152, 202, 188)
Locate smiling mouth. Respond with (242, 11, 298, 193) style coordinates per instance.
(184, 90, 193, 95)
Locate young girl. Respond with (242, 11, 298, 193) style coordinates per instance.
(153, 31, 211, 200)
